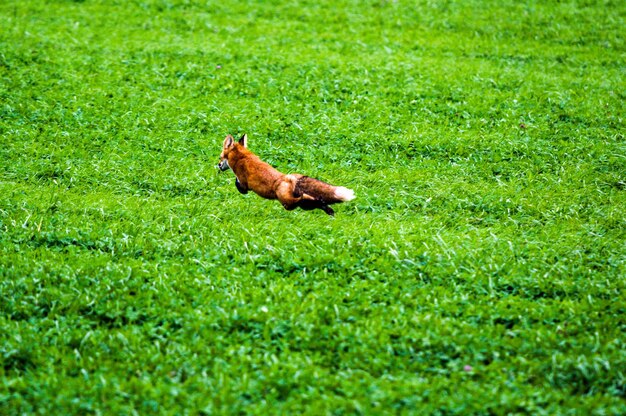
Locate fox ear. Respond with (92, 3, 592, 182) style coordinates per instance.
(238, 134, 248, 148)
(223, 135, 234, 149)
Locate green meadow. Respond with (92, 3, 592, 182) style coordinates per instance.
(1, 0, 625, 414)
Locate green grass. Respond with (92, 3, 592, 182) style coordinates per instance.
(1, 0, 625, 414)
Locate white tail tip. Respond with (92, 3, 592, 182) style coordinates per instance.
(335, 187, 356, 202)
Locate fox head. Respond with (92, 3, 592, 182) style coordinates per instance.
(218, 133, 247, 171)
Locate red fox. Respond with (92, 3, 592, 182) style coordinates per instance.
(218, 134, 355, 215)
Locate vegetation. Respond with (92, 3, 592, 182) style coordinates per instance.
(1, 0, 624, 414)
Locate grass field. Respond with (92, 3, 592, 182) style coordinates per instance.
(1, 0, 625, 414)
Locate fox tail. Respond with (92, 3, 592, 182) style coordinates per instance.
(295, 176, 355, 204)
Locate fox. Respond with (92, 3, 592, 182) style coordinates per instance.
(218, 134, 355, 215)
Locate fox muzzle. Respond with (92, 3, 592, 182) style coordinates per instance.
(218, 159, 230, 171)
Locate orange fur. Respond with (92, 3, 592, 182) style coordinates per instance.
(218, 134, 355, 215)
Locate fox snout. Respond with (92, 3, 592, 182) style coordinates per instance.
(218, 159, 230, 171)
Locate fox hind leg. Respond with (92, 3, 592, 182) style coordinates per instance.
(316, 198, 334, 216)
(320, 203, 334, 216)
(297, 196, 335, 216)
(277, 178, 334, 215)
(276, 181, 300, 210)
(298, 192, 334, 215)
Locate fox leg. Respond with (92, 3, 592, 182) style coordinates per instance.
(294, 187, 334, 215)
(281, 186, 335, 215)
(277, 179, 334, 215)
(299, 198, 334, 216)
(235, 177, 248, 194)
(276, 181, 300, 210)
(320, 204, 334, 216)
(293, 176, 335, 215)
(276, 179, 316, 211)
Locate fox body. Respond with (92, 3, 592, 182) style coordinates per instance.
(218, 134, 355, 215)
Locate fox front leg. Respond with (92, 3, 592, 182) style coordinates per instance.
(235, 177, 248, 194)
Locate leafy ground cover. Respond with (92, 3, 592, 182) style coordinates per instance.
(1, 0, 624, 414)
